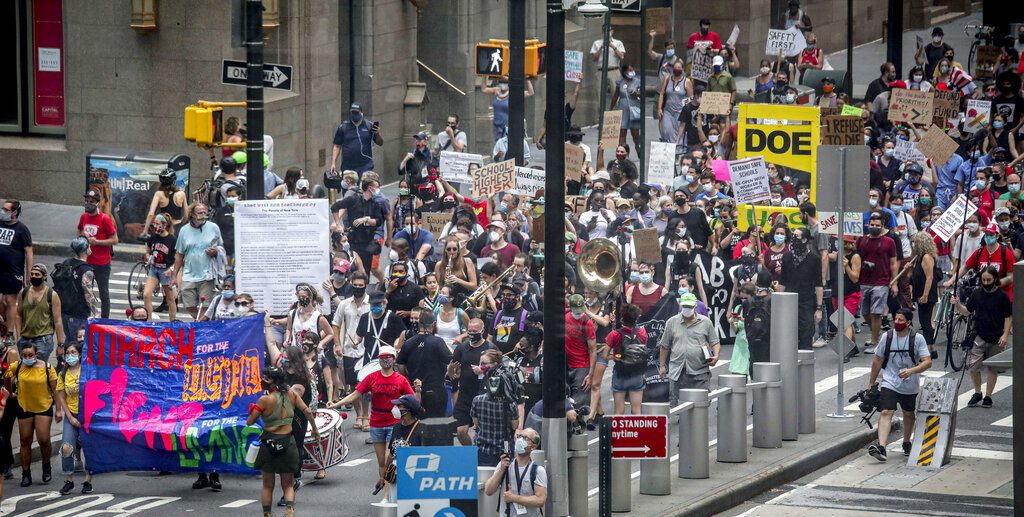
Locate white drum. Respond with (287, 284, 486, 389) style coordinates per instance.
(302, 408, 348, 471)
(357, 359, 382, 382)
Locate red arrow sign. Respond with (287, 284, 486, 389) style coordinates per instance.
(609, 415, 668, 459)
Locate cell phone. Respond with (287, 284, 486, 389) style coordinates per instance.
(372, 484, 384, 495)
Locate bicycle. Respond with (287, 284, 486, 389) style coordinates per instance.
(937, 269, 978, 371)
(126, 255, 165, 312)
(964, 25, 995, 76)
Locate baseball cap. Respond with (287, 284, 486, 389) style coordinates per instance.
(993, 207, 1011, 219)
(712, 55, 724, 67)
(679, 293, 698, 307)
(487, 221, 506, 230)
(296, 178, 310, 191)
(350, 102, 362, 112)
(615, 198, 632, 208)
(932, 27, 944, 36)
(333, 258, 351, 273)
(414, 130, 429, 140)
(512, 273, 529, 286)
(390, 393, 422, 412)
(498, 282, 517, 295)
(368, 290, 387, 304)
(527, 311, 544, 324)
(569, 294, 585, 310)
(821, 76, 835, 85)
(83, 190, 100, 200)
(592, 170, 611, 181)
(984, 222, 999, 234)
(378, 345, 397, 358)
(31, 264, 48, 276)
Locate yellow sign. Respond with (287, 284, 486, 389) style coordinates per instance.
(737, 204, 806, 231)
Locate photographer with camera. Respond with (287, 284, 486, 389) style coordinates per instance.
(865, 308, 931, 461)
(514, 327, 544, 423)
(471, 350, 520, 467)
(484, 428, 547, 517)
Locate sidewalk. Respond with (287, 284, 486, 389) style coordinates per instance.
(12, 200, 148, 258)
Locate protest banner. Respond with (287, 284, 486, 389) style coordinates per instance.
(821, 115, 863, 146)
(819, 211, 864, 236)
(647, 141, 676, 186)
(632, 228, 662, 264)
(690, 42, 713, 82)
(472, 159, 515, 198)
(974, 45, 1001, 80)
(80, 315, 265, 474)
(565, 143, 586, 180)
(765, 26, 806, 57)
(964, 99, 991, 134)
(729, 156, 772, 206)
(930, 195, 978, 242)
(235, 199, 330, 315)
(601, 111, 622, 148)
(421, 212, 448, 239)
(700, 92, 732, 115)
(438, 151, 484, 184)
(915, 125, 959, 167)
(893, 139, 926, 162)
(565, 50, 583, 82)
(841, 104, 864, 117)
(512, 167, 545, 197)
(888, 89, 933, 125)
(931, 89, 960, 127)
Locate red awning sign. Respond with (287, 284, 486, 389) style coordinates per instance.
(610, 415, 668, 459)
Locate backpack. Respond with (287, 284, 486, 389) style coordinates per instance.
(880, 329, 919, 370)
(51, 259, 87, 311)
(970, 244, 1011, 278)
(743, 295, 772, 347)
(615, 329, 648, 371)
(207, 176, 245, 213)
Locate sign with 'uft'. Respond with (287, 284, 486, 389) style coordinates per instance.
(221, 60, 293, 90)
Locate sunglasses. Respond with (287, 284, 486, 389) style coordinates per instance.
(237, 302, 250, 307)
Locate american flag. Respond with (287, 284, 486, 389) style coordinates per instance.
(947, 66, 976, 96)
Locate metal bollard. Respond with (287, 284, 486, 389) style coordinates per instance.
(770, 292, 799, 440)
(611, 457, 632, 512)
(717, 374, 748, 463)
(370, 502, 397, 517)
(567, 433, 589, 517)
(478, 466, 498, 517)
(640, 403, 671, 494)
(798, 350, 816, 434)
(752, 362, 782, 448)
(677, 389, 710, 479)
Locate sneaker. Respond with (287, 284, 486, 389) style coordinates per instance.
(853, 321, 862, 334)
(210, 478, 222, 491)
(192, 475, 210, 489)
(982, 396, 993, 408)
(3, 470, 12, 480)
(20, 471, 31, 487)
(967, 393, 983, 407)
(863, 342, 876, 353)
(278, 496, 288, 507)
(903, 442, 912, 456)
(868, 443, 887, 462)
(59, 480, 75, 495)
(365, 437, 373, 445)
(812, 337, 828, 348)
(82, 481, 93, 494)
(294, 478, 301, 492)
(881, 317, 891, 331)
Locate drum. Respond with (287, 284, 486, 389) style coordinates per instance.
(357, 359, 382, 382)
(302, 408, 349, 471)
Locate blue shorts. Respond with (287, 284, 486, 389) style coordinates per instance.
(369, 425, 393, 444)
(611, 368, 645, 393)
(596, 349, 610, 366)
(148, 266, 171, 286)
(18, 335, 55, 362)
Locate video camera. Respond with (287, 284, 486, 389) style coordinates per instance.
(485, 361, 525, 404)
(848, 383, 881, 428)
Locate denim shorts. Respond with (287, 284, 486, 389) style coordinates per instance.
(369, 425, 393, 444)
(148, 266, 171, 286)
(18, 334, 55, 362)
(611, 368, 645, 393)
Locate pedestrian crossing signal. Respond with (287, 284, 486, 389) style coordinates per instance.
(476, 44, 508, 77)
(183, 105, 223, 146)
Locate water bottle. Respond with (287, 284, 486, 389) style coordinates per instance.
(245, 439, 261, 465)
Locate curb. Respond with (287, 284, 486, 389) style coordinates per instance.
(663, 420, 901, 517)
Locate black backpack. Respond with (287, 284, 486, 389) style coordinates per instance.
(615, 329, 648, 371)
(51, 259, 87, 310)
(743, 295, 772, 347)
(880, 329, 919, 370)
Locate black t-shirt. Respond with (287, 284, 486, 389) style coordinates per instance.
(212, 206, 235, 250)
(451, 339, 499, 409)
(146, 233, 177, 268)
(356, 311, 407, 363)
(677, 103, 710, 144)
(388, 419, 423, 458)
(991, 94, 1024, 129)
(490, 306, 528, 355)
(386, 281, 424, 327)
(780, 249, 822, 302)
(516, 352, 543, 416)
(669, 208, 712, 248)
(618, 181, 638, 200)
(339, 195, 385, 244)
(396, 334, 452, 387)
(965, 287, 1013, 343)
(0, 221, 33, 276)
(922, 43, 952, 77)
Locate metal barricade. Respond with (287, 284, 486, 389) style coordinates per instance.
(798, 350, 816, 434)
(751, 362, 782, 448)
(677, 389, 710, 479)
(640, 403, 671, 495)
(717, 374, 748, 463)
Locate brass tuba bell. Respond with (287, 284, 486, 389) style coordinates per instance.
(577, 238, 622, 295)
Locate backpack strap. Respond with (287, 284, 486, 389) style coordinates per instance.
(880, 329, 894, 371)
(518, 309, 528, 331)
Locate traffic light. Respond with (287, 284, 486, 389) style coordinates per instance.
(183, 105, 224, 146)
(526, 43, 547, 77)
(476, 43, 508, 77)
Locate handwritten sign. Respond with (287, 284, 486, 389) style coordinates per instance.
(915, 125, 959, 167)
(569, 195, 588, 216)
(893, 139, 926, 162)
(689, 43, 713, 82)
(931, 89, 960, 127)
(841, 104, 864, 117)
(821, 115, 864, 146)
(647, 7, 672, 37)
(565, 143, 586, 180)
(930, 195, 978, 242)
(512, 167, 545, 197)
(765, 27, 806, 57)
(438, 151, 484, 184)
(888, 89, 933, 124)
(472, 159, 515, 198)
(647, 141, 676, 186)
(975, 45, 1001, 80)
(700, 91, 732, 115)
(964, 99, 990, 134)
(819, 212, 864, 236)
(565, 50, 583, 83)
(601, 111, 622, 149)
(632, 228, 662, 264)
(421, 212, 448, 240)
(728, 156, 772, 206)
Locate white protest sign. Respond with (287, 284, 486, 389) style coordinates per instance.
(235, 199, 331, 315)
(964, 99, 991, 134)
(565, 50, 583, 82)
(819, 212, 864, 236)
(438, 151, 484, 184)
(893, 139, 926, 162)
(689, 42, 713, 82)
(726, 24, 740, 47)
(930, 195, 979, 242)
(728, 156, 772, 205)
(765, 26, 806, 57)
(511, 167, 545, 197)
(647, 141, 676, 186)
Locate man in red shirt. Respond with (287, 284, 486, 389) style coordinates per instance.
(686, 19, 722, 50)
(77, 190, 118, 318)
(961, 222, 1014, 300)
(857, 213, 898, 352)
(565, 294, 597, 409)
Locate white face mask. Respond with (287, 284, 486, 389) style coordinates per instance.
(681, 307, 696, 318)
(488, 231, 500, 243)
(709, 135, 720, 143)
(912, 75, 923, 83)
(515, 437, 529, 455)
(760, 66, 771, 75)
(391, 406, 403, 419)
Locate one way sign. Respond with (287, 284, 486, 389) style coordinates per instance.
(221, 60, 293, 91)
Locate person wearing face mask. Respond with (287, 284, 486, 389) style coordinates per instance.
(76, 190, 117, 319)
(857, 213, 899, 352)
(777, 227, 825, 350)
(990, 72, 1024, 133)
(282, 282, 334, 356)
(989, 114, 1022, 168)
(138, 214, 177, 322)
(603, 303, 648, 415)
(376, 394, 427, 497)
(707, 55, 738, 105)
(658, 61, 692, 152)
(211, 185, 242, 269)
(435, 114, 467, 154)
(393, 214, 434, 267)
(481, 78, 535, 143)
(446, 318, 498, 445)
(648, 30, 684, 84)
(625, 263, 667, 317)
(564, 294, 598, 412)
(905, 65, 932, 92)
(468, 349, 520, 467)
(354, 290, 407, 371)
(15, 262, 64, 377)
(170, 203, 222, 319)
(953, 222, 1015, 300)
(331, 272, 370, 428)
(331, 102, 383, 176)
(946, 212, 985, 285)
(485, 427, 547, 517)
(485, 221, 521, 268)
(873, 139, 901, 183)
(997, 173, 1024, 203)
(200, 275, 240, 321)
(753, 60, 775, 97)
(580, 192, 615, 239)
(54, 336, 91, 496)
(818, 76, 838, 108)
(686, 18, 722, 51)
(915, 27, 952, 78)
(431, 285, 469, 348)
(143, 168, 190, 237)
(659, 293, 720, 404)
(610, 63, 643, 153)
(395, 311, 453, 419)
(796, 33, 823, 81)
(6, 341, 58, 487)
(952, 267, 1013, 410)
(400, 131, 438, 186)
(781, 0, 813, 31)
(337, 179, 386, 281)
(323, 259, 353, 320)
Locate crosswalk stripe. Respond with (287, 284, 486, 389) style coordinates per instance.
(814, 367, 871, 395)
(220, 499, 257, 508)
(341, 458, 372, 467)
(992, 415, 1012, 427)
(951, 447, 1013, 460)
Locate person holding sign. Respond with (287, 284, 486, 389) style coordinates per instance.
(610, 63, 643, 155)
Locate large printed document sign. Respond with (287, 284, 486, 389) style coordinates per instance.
(80, 316, 266, 474)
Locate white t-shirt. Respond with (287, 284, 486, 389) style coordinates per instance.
(204, 297, 241, 321)
(436, 130, 467, 153)
(333, 296, 370, 358)
(579, 209, 613, 239)
(891, 212, 918, 258)
(496, 461, 547, 517)
(590, 38, 625, 70)
(875, 330, 930, 394)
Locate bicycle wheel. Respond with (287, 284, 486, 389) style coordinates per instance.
(946, 314, 969, 371)
(127, 261, 149, 311)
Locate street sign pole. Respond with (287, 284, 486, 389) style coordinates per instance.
(508, 0, 526, 167)
(598, 416, 611, 517)
(597, 5, 611, 157)
(829, 146, 854, 419)
(244, 0, 264, 200)
(639, 6, 646, 181)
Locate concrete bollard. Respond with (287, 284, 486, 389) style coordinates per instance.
(798, 350, 816, 434)
(640, 402, 671, 494)
(677, 389, 710, 479)
(478, 466, 498, 517)
(770, 292, 800, 441)
(370, 502, 397, 517)
(717, 374, 748, 463)
(567, 433, 589, 517)
(752, 362, 782, 448)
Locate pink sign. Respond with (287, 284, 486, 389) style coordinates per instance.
(712, 159, 730, 181)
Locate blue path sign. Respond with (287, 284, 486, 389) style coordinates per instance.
(396, 446, 478, 500)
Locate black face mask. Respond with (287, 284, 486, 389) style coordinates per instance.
(442, 201, 456, 210)
(791, 240, 808, 253)
(29, 277, 43, 287)
(298, 297, 311, 307)
(869, 227, 882, 237)
(983, 281, 998, 292)
(352, 286, 366, 298)
(409, 321, 420, 334)
(468, 332, 483, 342)
(503, 299, 517, 311)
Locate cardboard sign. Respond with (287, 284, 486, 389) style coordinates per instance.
(841, 104, 864, 117)
(931, 89, 960, 125)
(438, 151, 484, 184)
(728, 156, 772, 206)
(647, 141, 676, 186)
(821, 115, 864, 146)
(930, 195, 978, 242)
(893, 139, 926, 162)
(421, 212, 448, 240)
(472, 159, 515, 198)
(964, 99, 990, 134)
(974, 45, 1001, 80)
(565, 143, 586, 179)
(765, 26, 806, 57)
(915, 125, 959, 167)
(511, 166, 545, 197)
(700, 92, 732, 115)
(601, 111, 622, 149)
(819, 106, 841, 116)
(632, 228, 662, 264)
(819, 211, 864, 236)
(565, 50, 583, 83)
(888, 89, 933, 124)
(690, 44, 713, 82)
(567, 195, 588, 216)
(647, 8, 672, 37)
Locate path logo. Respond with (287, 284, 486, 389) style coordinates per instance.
(404, 453, 441, 479)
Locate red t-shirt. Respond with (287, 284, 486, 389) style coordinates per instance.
(605, 326, 649, 353)
(355, 370, 414, 428)
(565, 312, 597, 368)
(686, 32, 722, 49)
(857, 235, 897, 286)
(626, 284, 666, 316)
(77, 212, 116, 266)
(965, 244, 1015, 300)
(465, 199, 489, 228)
